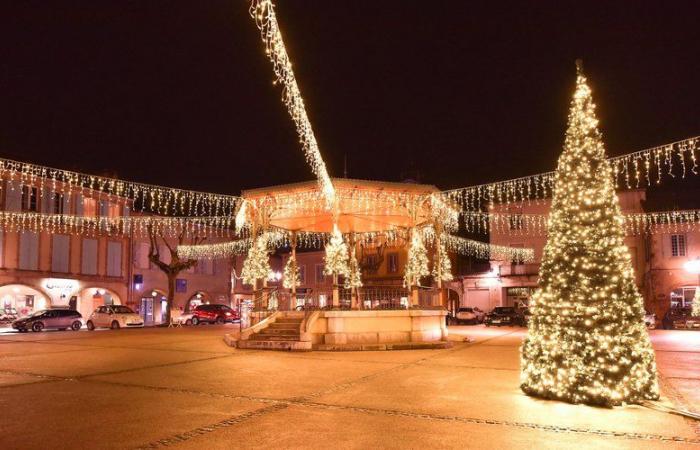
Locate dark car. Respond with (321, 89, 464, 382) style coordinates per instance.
(662, 307, 691, 330)
(12, 309, 83, 332)
(191, 304, 239, 325)
(484, 307, 522, 327)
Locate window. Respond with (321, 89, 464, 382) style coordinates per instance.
(107, 241, 122, 277)
(315, 264, 325, 284)
(19, 231, 39, 270)
(197, 259, 213, 275)
(100, 201, 119, 217)
(51, 235, 70, 273)
(82, 198, 98, 217)
(82, 239, 98, 275)
(387, 253, 399, 273)
(21, 186, 38, 212)
(53, 193, 64, 214)
(135, 242, 150, 269)
(670, 287, 697, 308)
(670, 234, 686, 257)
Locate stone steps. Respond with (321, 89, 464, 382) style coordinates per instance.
(238, 315, 307, 351)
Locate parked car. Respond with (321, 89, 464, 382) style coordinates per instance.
(86, 305, 144, 330)
(176, 311, 194, 326)
(450, 307, 485, 325)
(662, 307, 691, 330)
(484, 306, 522, 327)
(191, 304, 239, 325)
(12, 309, 83, 332)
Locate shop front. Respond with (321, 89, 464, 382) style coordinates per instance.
(140, 290, 167, 325)
(0, 284, 51, 322)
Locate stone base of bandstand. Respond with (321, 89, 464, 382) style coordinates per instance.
(225, 308, 450, 352)
(308, 308, 450, 351)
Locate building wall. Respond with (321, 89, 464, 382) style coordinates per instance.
(463, 190, 655, 310)
(0, 179, 132, 320)
(644, 231, 700, 319)
(0, 177, 234, 325)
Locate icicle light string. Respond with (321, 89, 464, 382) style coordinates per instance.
(439, 136, 699, 212)
(462, 209, 700, 236)
(250, 0, 336, 207)
(179, 225, 532, 261)
(0, 211, 244, 239)
(422, 227, 534, 262)
(0, 158, 241, 217)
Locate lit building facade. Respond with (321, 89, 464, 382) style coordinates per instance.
(459, 188, 700, 319)
(0, 177, 233, 325)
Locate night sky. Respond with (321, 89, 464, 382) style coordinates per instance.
(1, 1, 698, 196)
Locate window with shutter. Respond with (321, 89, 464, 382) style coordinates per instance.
(51, 235, 70, 273)
(81, 239, 98, 275)
(107, 241, 122, 277)
(5, 181, 22, 211)
(19, 231, 39, 270)
(136, 242, 150, 269)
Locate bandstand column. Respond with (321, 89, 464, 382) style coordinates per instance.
(332, 273, 339, 308)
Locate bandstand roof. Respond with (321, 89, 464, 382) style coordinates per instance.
(241, 178, 450, 234)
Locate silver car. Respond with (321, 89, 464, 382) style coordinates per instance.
(12, 309, 83, 332)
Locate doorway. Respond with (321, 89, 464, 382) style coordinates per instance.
(140, 297, 154, 325)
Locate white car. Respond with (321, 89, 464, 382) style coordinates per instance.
(452, 307, 485, 325)
(174, 312, 194, 326)
(86, 305, 144, 330)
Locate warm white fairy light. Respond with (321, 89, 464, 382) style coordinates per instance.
(403, 229, 430, 287)
(282, 253, 301, 290)
(520, 62, 658, 407)
(432, 240, 453, 282)
(323, 224, 350, 278)
(693, 288, 700, 318)
(0, 158, 241, 216)
(345, 245, 363, 289)
(241, 232, 274, 285)
(439, 136, 699, 212)
(463, 209, 700, 236)
(249, 0, 335, 207)
(0, 211, 240, 239)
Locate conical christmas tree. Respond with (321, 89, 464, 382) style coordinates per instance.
(692, 288, 700, 318)
(520, 61, 659, 406)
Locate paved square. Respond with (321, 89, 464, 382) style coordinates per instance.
(0, 325, 698, 449)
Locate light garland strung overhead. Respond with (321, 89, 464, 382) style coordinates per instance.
(462, 209, 700, 236)
(0, 158, 241, 216)
(0, 211, 241, 239)
(177, 225, 533, 262)
(249, 0, 336, 207)
(426, 230, 535, 262)
(438, 136, 699, 212)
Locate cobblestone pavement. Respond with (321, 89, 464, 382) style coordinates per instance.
(0, 325, 698, 449)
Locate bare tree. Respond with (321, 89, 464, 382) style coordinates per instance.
(147, 225, 205, 324)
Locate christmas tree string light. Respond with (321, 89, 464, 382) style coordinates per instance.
(282, 254, 301, 290)
(404, 229, 430, 287)
(323, 224, 350, 278)
(241, 232, 273, 285)
(520, 61, 659, 406)
(693, 288, 700, 318)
